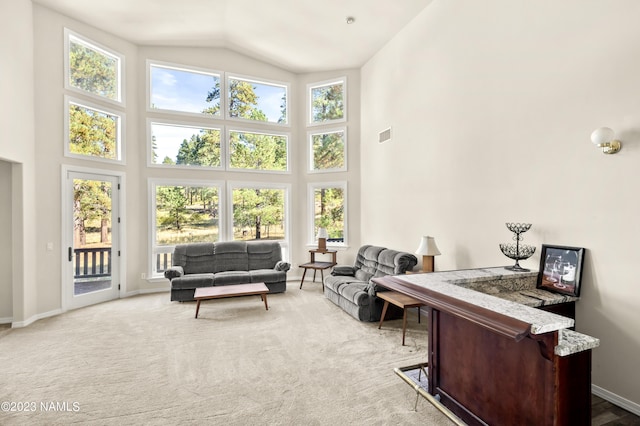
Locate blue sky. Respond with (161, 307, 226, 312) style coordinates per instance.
(150, 65, 285, 121)
(150, 65, 286, 163)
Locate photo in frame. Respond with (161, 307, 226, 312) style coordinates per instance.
(536, 245, 585, 297)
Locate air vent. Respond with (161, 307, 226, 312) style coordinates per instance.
(379, 127, 392, 143)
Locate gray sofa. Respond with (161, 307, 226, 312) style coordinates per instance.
(323, 245, 418, 322)
(164, 241, 290, 301)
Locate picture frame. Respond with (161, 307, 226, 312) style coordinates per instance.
(536, 245, 585, 297)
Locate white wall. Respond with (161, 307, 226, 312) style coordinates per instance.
(0, 0, 37, 326)
(361, 0, 640, 408)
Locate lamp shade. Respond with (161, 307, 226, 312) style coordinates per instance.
(316, 227, 328, 239)
(415, 236, 441, 256)
(591, 127, 615, 146)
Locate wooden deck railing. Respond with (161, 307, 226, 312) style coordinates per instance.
(74, 247, 111, 278)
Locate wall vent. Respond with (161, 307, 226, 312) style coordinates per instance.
(378, 127, 392, 143)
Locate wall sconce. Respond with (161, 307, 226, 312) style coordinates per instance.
(591, 127, 622, 154)
(415, 236, 441, 273)
(316, 227, 328, 251)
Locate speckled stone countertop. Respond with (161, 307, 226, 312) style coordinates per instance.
(394, 267, 600, 355)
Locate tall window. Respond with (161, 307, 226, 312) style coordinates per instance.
(231, 184, 288, 241)
(228, 75, 288, 124)
(149, 62, 221, 117)
(65, 30, 125, 164)
(306, 77, 348, 247)
(150, 122, 222, 168)
(309, 183, 346, 245)
(150, 181, 222, 274)
(146, 62, 293, 277)
(308, 128, 346, 172)
(308, 78, 346, 125)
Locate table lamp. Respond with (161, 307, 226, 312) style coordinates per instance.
(317, 227, 328, 251)
(415, 236, 441, 272)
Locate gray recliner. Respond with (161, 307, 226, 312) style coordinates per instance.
(323, 245, 417, 321)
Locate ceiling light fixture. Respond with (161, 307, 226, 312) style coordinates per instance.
(346, 16, 355, 24)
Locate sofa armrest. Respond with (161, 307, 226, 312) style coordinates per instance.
(331, 265, 357, 276)
(164, 266, 184, 280)
(275, 261, 291, 272)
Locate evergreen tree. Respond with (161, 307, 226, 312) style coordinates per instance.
(312, 84, 344, 122)
(69, 39, 117, 100)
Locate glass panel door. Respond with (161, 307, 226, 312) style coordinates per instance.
(65, 171, 120, 309)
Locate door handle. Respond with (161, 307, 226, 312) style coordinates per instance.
(68, 247, 73, 261)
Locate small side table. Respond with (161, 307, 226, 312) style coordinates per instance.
(299, 249, 337, 290)
(377, 290, 424, 346)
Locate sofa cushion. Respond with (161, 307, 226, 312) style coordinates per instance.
(247, 241, 282, 270)
(213, 241, 249, 273)
(353, 245, 385, 283)
(213, 271, 251, 286)
(324, 275, 371, 306)
(170, 273, 214, 289)
(249, 269, 286, 284)
(173, 243, 216, 274)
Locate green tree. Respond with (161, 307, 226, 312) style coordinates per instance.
(312, 84, 344, 122)
(315, 187, 344, 240)
(229, 132, 287, 171)
(157, 186, 188, 231)
(278, 93, 287, 124)
(69, 105, 117, 159)
(312, 132, 344, 170)
(69, 39, 117, 100)
(74, 179, 111, 247)
(233, 188, 284, 240)
(175, 130, 221, 167)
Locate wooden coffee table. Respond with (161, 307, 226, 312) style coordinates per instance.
(194, 282, 269, 319)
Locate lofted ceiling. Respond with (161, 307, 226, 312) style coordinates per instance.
(33, 0, 433, 73)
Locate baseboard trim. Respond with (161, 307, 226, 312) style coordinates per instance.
(592, 384, 640, 416)
(0, 316, 13, 325)
(11, 308, 63, 328)
(135, 288, 169, 295)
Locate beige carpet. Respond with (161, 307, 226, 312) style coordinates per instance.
(0, 282, 452, 425)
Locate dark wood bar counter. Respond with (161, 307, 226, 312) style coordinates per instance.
(372, 268, 599, 426)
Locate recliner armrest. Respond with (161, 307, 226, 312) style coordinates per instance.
(275, 261, 291, 272)
(164, 266, 184, 280)
(331, 265, 357, 276)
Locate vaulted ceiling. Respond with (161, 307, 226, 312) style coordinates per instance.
(33, 0, 433, 73)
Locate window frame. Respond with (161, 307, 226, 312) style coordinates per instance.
(146, 118, 225, 170)
(307, 77, 347, 127)
(226, 73, 290, 127)
(148, 178, 225, 278)
(147, 60, 224, 120)
(64, 28, 125, 107)
(226, 127, 291, 174)
(308, 181, 348, 248)
(307, 127, 347, 173)
(64, 95, 126, 165)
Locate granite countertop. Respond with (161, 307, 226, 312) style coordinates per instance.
(394, 267, 600, 355)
